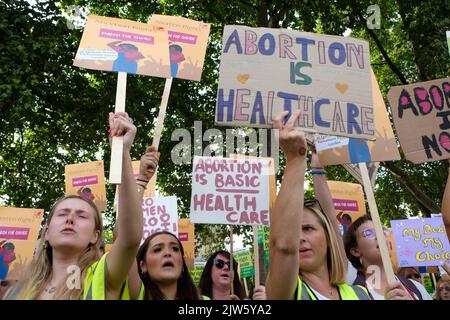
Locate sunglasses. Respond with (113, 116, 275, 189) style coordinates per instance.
(213, 258, 237, 270)
(304, 199, 324, 212)
(361, 227, 389, 238)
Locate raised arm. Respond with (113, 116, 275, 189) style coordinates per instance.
(128, 146, 160, 300)
(310, 147, 348, 273)
(266, 111, 307, 300)
(442, 160, 450, 240)
(105, 112, 143, 299)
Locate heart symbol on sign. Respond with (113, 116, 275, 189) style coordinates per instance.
(237, 74, 250, 84)
(336, 83, 349, 94)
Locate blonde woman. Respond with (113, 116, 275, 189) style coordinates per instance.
(5, 112, 142, 300)
(266, 111, 369, 300)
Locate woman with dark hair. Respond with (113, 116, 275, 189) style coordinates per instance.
(198, 250, 247, 300)
(344, 215, 432, 300)
(130, 231, 200, 300)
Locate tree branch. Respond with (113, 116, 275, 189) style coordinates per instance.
(381, 161, 440, 215)
(356, 12, 408, 85)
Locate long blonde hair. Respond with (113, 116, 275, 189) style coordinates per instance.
(6, 195, 103, 300)
(301, 205, 346, 285)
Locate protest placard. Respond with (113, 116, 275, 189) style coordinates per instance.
(190, 262, 205, 285)
(215, 25, 374, 140)
(149, 15, 210, 81)
(65, 160, 106, 212)
(0, 207, 44, 280)
(327, 181, 366, 235)
(390, 217, 450, 267)
(233, 249, 254, 279)
(229, 154, 276, 209)
(388, 77, 450, 164)
(190, 156, 270, 226)
(74, 15, 170, 77)
(316, 68, 400, 164)
(142, 196, 178, 243)
(178, 218, 195, 269)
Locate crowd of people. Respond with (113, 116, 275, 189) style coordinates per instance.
(0, 111, 449, 300)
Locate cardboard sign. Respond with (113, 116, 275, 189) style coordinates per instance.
(64, 160, 107, 212)
(327, 181, 366, 235)
(233, 249, 254, 279)
(215, 25, 374, 140)
(316, 68, 400, 164)
(74, 15, 171, 78)
(142, 196, 178, 242)
(390, 217, 450, 267)
(388, 78, 450, 164)
(178, 218, 195, 269)
(149, 15, 210, 81)
(229, 154, 276, 209)
(190, 156, 270, 226)
(0, 207, 44, 280)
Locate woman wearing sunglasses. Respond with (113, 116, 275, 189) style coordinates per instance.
(344, 216, 432, 300)
(266, 111, 370, 300)
(198, 251, 247, 300)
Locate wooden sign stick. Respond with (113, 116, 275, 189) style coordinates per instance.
(109, 72, 127, 184)
(152, 77, 173, 151)
(243, 278, 249, 297)
(359, 162, 396, 285)
(145, 77, 173, 196)
(252, 225, 260, 286)
(230, 225, 234, 295)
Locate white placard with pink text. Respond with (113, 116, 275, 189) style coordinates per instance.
(190, 156, 270, 226)
(142, 196, 179, 243)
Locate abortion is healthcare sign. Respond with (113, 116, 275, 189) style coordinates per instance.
(391, 217, 450, 267)
(216, 25, 374, 140)
(190, 156, 270, 226)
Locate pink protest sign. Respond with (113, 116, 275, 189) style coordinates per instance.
(72, 175, 98, 187)
(0, 226, 30, 240)
(190, 156, 270, 226)
(73, 15, 170, 77)
(333, 199, 359, 212)
(99, 28, 155, 44)
(142, 196, 179, 242)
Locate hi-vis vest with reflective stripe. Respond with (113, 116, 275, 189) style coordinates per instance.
(296, 277, 370, 300)
(83, 253, 130, 300)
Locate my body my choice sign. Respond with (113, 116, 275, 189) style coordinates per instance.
(216, 25, 374, 140)
(391, 217, 450, 267)
(190, 156, 270, 226)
